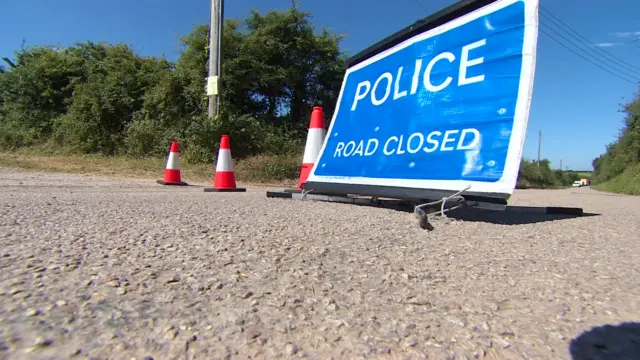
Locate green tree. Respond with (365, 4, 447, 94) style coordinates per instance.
(125, 5, 346, 160)
(242, 4, 346, 133)
(592, 91, 640, 184)
(0, 46, 80, 147)
(0, 4, 345, 161)
(516, 158, 579, 189)
(52, 42, 170, 154)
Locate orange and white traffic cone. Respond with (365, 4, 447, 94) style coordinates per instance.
(156, 141, 188, 186)
(296, 106, 326, 189)
(204, 135, 246, 193)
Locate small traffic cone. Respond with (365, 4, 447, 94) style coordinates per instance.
(204, 135, 246, 193)
(296, 106, 326, 189)
(156, 141, 188, 186)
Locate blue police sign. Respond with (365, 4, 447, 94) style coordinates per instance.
(306, 0, 538, 197)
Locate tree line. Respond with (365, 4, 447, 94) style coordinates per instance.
(0, 4, 595, 189)
(0, 5, 346, 163)
(517, 159, 582, 189)
(591, 92, 640, 193)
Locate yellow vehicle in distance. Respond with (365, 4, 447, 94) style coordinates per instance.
(573, 178, 591, 187)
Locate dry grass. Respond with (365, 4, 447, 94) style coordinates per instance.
(0, 151, 300, 187)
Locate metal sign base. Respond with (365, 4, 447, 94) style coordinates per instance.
(265, 190, 584, 231)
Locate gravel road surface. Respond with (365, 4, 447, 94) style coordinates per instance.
(1, 166, 639, 359)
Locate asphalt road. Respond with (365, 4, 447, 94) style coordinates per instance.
(1, 166, 639, 359)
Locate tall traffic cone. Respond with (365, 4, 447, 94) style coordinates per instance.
(204, 135, 246, 193)
(156, 141, 188, 186)
(296, 106, 326, 189)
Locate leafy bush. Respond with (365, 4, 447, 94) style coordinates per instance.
(592, 91, 640, 189)
(0, 5, 342, 167)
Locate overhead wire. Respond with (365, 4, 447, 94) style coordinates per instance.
(412, 0, 429, 12)
(408, 0, 639, 85)
(539, 5, 640, 79)
(538, 25, 639, 85)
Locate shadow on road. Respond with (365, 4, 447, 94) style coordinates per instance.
(446, 207, 600, 225)
(570, 322, 640, 360)
(330, 200, 601, 226)
(269, 194, 602, 227)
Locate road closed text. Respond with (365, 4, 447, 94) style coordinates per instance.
(332, 128, 480, 158)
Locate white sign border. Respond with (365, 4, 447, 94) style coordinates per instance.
(306, 0, 539, 195)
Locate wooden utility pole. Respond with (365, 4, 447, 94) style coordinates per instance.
(207, 0, 224, 118)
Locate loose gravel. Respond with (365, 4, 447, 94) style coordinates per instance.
(0, 166, 639, 359)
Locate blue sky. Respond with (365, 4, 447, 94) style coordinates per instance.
(1, 0, 639, 170)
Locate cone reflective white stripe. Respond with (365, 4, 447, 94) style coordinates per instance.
(297, 106, 326, 189)
(204, 135, 246, 192)
(166, 151, 179, 170)
(215, 148, 234, 172)
(157, 141, 187, 186)
(302, 127, 325, 164)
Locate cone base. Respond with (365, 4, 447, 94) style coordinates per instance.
(297, 163, 314, 189)
(204, 187, 247, 193)
(156, 179, 189, 186)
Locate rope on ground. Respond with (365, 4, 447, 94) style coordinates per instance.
(413, 185, 472, 221)
(300, 189, 314, 199)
